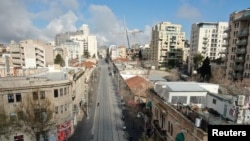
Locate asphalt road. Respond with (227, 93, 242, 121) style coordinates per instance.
(69, 59, 126, 141)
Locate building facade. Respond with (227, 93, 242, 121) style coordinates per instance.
(188, 22, 228, 74)
(9, 40, 54, 69)
(150, 22, 186, 70)
(224, 8, 250, 81)
(55, 24, 98, 60)
(147, 88, 208, 141)
(0, 66, 92, 141)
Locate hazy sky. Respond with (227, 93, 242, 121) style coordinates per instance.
(0, 0, 249, 47)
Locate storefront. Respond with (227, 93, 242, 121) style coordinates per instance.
(57, 120, 72, 141)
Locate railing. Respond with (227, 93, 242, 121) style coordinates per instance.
(153, 120, 167, 138)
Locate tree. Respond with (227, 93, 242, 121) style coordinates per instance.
(198, 57, 211, 81)
(0, 112, 21, 140)
(54, 54, 65, 67)
(193, 53, 204, 70)
(16, 94, 54, 141)
(209, 66, 227, 84)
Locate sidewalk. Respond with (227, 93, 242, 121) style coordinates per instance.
(122, 105, 144, 141)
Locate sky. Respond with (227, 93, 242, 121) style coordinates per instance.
(0, 0, 249, 47)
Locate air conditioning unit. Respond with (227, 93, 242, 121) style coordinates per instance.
(237, 95, 245, 106)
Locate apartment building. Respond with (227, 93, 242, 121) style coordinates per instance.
(188, 22, 228, 74)
(0, 66, 92, 141)
(150, 22, 186, 70)
(146, 86, 208, 141)
(141, 44, 151, 60)
(8, 40, 54, 69)
(224, 8, 250, 81)
(55, 24, 98, 60)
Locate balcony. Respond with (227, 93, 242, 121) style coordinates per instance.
(235, 57, 244, 62)
(222, 42, 228, 47)
(168, 56, 177, 59)
(220, 49, 227, 54)
(224, 27, 230, 33)
(237, 30, 248, 37)
(202, 46, 207, 49)
(170, 42, 176, 47)
(10, 47, 20, 53)
(221, 56, 227, 61)
(234, 65, 244, 71)
(11, 54, 21, 58)
(202, 49, 207, 54)
(235, 49, 246, 54)
(223, 34, 228, 39)
(202, 40, 208, 44)
(236, 40, 247, 46)
(203, 36, 208, 40)
(232, 73, 243, 79)
(153, 120, 167, 138)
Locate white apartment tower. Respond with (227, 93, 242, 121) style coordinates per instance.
(150, 22, 186, 70)
(55, 24, 97, 59)
(188, 22, 228, 74)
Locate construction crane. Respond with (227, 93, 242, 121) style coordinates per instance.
(112, 29, 143, 48)
(129, 29, 143, 48)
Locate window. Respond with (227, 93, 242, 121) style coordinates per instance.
(60, 105, 63, 113)
(155, 108, 158, 119)
(33, 92, 38, 100)
(54, 89, 58, 98)
(17, 111, 24, 120)
(64, 88, 67, 95)
(55, 106, 58, 114)
(170, 123, 173, 136)
(171, 96, 187, 104)
(16, 93, 22, 102)
(212, 99, 216, 104)
(168, 121, 170, 132)
(60, 88, 63, 96)
(14, 135, 24, 141)
(8, 94, 14, 103)
(40, 91, 45, 99)
(10, 113, 17, 122)
(190, 96, 204, 104)
(65, 104, 68, 111)
(34, 108, 46, 121)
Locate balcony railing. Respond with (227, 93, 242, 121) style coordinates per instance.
(237, 30, 248, 37)
(10, 47, 20, 53)
(223, 34, 228, 39)
(235, 49, 246, 54)
(220, 49, 227, 54)
(222, 42, 228, 47)
(235, 57, 245, 62)
(236, 40, 247, 46)
(232, 73, 243, 79)
(202, 40, 208, 44)
(153, 120, 167, 138)
(234, 66, 244, 71)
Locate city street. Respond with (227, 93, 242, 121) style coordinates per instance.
(68, 59, 126, 141)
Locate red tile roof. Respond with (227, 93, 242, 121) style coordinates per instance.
(73, 61, 96, 68)
(125, 75, 151, 97)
